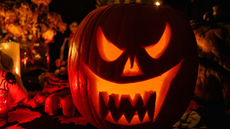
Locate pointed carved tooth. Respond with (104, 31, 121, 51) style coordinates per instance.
(146, 92, 156, 121)
(108, 94, 122, 122)
(132, 94, 141, 107)
(117, 95, 122, 108)
(105, 111, 116, 123)
(143, 91, 152, 107)
(119, 95, 134, 123)
(99, 92, 109, 118)
(101, 91, 109, 107)
(143, 111, 150, 122)
(135, 96, 145, 122)
(129, 94, 136, 103)
(117, 114, 128, 124)
(140, 93, 145, 101)
(107, 113, 152, 125)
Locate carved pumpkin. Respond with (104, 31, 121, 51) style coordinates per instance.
(68, 4, 198, 129)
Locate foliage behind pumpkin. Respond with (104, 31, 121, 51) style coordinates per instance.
(193, 24, 230, 107)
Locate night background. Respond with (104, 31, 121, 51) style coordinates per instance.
(48, 0, 97, 71)
(46, 0, 230, 71)
(1, 0, 230, 71)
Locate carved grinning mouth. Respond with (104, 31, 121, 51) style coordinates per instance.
(81, 60, 183, 125)
(99, 91, 156, 125)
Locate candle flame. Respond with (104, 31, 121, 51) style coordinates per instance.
(15, 67, 19, 75)
(155, 1, 160, 6)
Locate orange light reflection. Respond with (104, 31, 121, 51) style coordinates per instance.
(144, 22, 171, 59)
(96, 27, 124, 62)
(81, 59, 183, 125)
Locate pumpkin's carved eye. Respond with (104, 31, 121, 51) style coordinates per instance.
(97, 27, 124, 62)
(144, 23, 171, 59)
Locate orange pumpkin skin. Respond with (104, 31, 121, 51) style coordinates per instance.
(68, 4, 198, 129)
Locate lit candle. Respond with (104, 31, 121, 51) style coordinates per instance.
(155, 1, 160, 6)
(0, 42, 21, 77)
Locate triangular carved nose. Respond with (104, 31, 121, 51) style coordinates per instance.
(121, 56, 143, 76)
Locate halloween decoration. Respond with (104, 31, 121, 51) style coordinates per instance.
(0, 0, 66, 44)
(0, 69, 29, 108)
(0, 88, 8, 127)
(7, 107, 41, 124)
(193, 23, 230, 106)
(38, 72, 69, 94)
(45, 89, 76, 117)
(59, 21, 78, 67)
(68, 4, 198, 129)
(28, 91, 49, 108)
(54, 115, 88, 126)
(0, 51, 13, 72)
(0, 42, 20, 77)
(0, 0, 66, 75)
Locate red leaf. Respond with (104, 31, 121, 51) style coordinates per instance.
(3, 124, 25, 129)
(0, 119, 7, 127)
(8, 108, 41, 124)
(53, 115, 88, 126)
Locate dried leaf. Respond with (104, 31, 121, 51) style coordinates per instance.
(0, 119, 7, 127)
(8, 108, 41, 124)
(54, 115, 88, 126)
(3, 124, 25, 129)
(175, 110, 201, 128)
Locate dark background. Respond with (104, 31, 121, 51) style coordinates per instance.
(44, 0, 230, 71)
(48, 0, 96, 72)
(1, 0, 230, 71)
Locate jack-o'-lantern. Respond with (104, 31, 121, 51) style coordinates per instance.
(68, 4, 198, 129)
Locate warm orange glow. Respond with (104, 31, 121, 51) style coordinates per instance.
(42, 29, 56, 44)
(155, 1, 160, 6)
(97, 27, 124, 62)
(122, 56, 143, 76)
(81, 59, 183, 125)
(144, 22, 171, 59)
(15, 67, 19, 75)
(5, 24, 23, 37)
(105, 112, 150, 125)
(0, 42, 21, 77)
